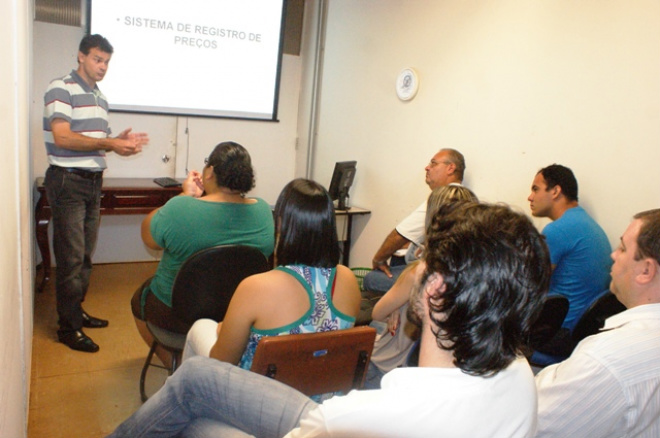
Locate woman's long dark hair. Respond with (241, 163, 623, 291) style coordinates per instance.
(274, 178, 340, 268)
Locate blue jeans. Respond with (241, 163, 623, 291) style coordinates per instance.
(107, 357, 317, 438)
(362, 264, 407, 295)
(44, 166, 102, 332)
(363, 361, 387, 390)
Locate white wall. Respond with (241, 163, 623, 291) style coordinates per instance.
(31, 22, 303, 263)
(1, 0, 32, 436)
(310, 0, 660, 267)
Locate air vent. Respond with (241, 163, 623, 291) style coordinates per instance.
(35, 0, 84, 28)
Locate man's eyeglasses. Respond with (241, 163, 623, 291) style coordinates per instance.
(428, 160, 451, 168)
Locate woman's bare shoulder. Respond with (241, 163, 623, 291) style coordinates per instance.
(236, 269, 297, 296)
(335, 264, 357, 278)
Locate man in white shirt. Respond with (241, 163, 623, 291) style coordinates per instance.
(107, 201, 551, 438)
(536, 208, 660, 438)
(362, 148, 466, 296)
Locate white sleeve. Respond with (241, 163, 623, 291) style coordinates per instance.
(282, 405, 328, 438)
(535, 350, 628, 438)
(395, 201, 427, 245)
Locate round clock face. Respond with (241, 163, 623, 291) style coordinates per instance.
(396, 68, 419, 101)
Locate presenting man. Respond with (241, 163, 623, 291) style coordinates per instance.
(536, 209, 660, 438)
(363, 148, 466, 295)
(107, 201, 551, 438)
(527, 164, 611, 344)
(43, 34, 149, 353)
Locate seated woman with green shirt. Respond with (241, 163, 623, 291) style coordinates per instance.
(131, 141, 275, 363)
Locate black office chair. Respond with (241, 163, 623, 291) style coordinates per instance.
(529, 290, 625, 367)
(528, 295, 570, 351)
(571, 291, 625, 344)
(139, 245, 269, 401)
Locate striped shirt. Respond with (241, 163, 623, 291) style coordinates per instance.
(535, 303, 660, 438)
(43, 69, 110, 169)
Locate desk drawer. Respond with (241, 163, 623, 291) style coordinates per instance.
(101, 191, 179, 211)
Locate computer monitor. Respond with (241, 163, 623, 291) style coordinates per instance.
(328, 161, 357, 210)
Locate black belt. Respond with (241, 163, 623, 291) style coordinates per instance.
(51, 165, 104, 180)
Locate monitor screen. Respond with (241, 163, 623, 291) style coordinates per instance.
(328, 161, 357, 210)
(88, 0, 287, 121)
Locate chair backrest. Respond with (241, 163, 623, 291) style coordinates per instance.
(571, 291, 626, 343)
(528, 295, 570, 351)
(171, 245, 270, 326)
(250, 326, 377, 397)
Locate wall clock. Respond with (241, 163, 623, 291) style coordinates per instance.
(396, 68, 419, 101)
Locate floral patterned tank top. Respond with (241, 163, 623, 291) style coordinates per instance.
(238, 264, 356, 371)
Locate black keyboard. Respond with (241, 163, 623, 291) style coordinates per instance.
(153, 177, 181, 188)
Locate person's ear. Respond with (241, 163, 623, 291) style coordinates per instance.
(424, 272, 446, 300)
(409, 272, 444, 326)
(550, 184, 562, 200)
(636, 258, 658, 285)
(203, 165, 214, 181)
(446, 162, 456, 176)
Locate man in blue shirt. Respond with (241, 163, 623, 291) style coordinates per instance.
(528, 164, 611, 353)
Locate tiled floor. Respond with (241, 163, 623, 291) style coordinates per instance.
(28, 262, 169, 438)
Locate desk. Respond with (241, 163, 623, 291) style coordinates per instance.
(35, 177, 182, 292)
(335, 206, 371, 266)
(35, 178, 371, 291)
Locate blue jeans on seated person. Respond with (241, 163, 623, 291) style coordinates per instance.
(106, 356, 317, 438)
(363, 264, 407, 295)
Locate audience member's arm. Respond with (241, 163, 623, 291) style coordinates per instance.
(140, 171, 204, 250)
(141, 210, 162, 250)
(535, 351, 628, 438)
(209, 276, 260, 365)
(371, 229, 411, 276)
(372, 261, 424, 323)
(332, 265, 362, 319)
(181, 170, 204, 198)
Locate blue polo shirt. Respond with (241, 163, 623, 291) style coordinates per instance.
(543, 206, 612, 330)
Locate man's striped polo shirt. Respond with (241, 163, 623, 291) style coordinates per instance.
(43, 69, 111, 170)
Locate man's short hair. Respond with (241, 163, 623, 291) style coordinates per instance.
(79, 34, 113, 55)
(420, 201, 551, 376)
(633, 208, 660, 265)
(441, 148, 466, 181)
(538, 164, 578, 202)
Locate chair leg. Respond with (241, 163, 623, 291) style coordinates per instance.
(140, 341, 158, 402)
(353, 350, 369, 389)
(170, 350, 179, 375)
